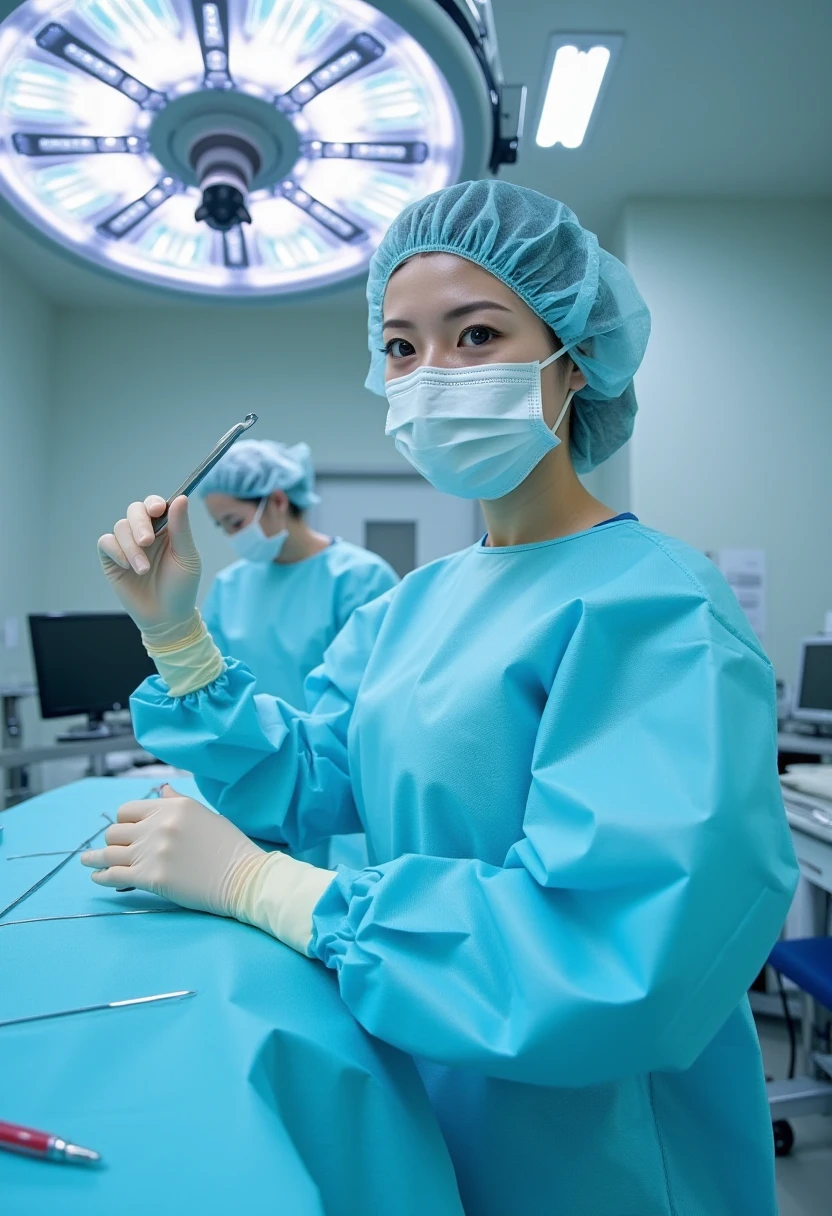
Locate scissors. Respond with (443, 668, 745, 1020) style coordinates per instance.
(153, 413, 258, 535)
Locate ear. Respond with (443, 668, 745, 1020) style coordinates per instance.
(269, 490, 289, 513)
(568, 363, 588, 393)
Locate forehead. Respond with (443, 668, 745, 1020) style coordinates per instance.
(382, 252, 519, 315)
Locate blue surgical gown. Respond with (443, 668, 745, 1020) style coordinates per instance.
(201, 538, 398, 708)
(133, 518, 798, 1216)
(202, 538, 397, 868)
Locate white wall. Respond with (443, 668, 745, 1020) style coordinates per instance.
(0, 251, 54, 687)
(621, 200, 832, 679)
(45, 302, 402, 609)
(15, 198, 832, 693)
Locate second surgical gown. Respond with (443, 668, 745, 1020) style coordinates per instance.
(201, 538, 397, 707)
(201, 538, 397, 869)
(133, 518, 797, 1216)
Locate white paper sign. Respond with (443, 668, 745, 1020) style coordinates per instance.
(715, 549, 767, 642)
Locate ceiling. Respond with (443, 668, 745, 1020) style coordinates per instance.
(0, 0, 829, 306)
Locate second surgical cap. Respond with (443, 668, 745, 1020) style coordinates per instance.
(365, 179, 651, 473)
(199, 439, 320, 508)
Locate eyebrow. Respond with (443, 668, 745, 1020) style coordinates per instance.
(382, 300, 513, 330)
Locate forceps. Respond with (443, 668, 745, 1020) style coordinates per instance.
(153, 413, 258, 535)
(0, 815, 112, 921)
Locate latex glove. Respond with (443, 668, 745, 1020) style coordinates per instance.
(80, 785, 261, 916)
(97, 495, 201, 640)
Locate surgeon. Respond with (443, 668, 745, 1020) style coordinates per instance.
(87, 181, 797, 1216)
(199, 438, 398, 709)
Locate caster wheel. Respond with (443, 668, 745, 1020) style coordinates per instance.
(773, 1119, 794, 1157)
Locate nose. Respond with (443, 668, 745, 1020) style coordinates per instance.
(420, 339, 467, 370)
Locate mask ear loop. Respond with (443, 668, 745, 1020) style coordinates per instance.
(550, 389, 575, 437)
(253, 497, 268, 527)
(538, 346, 575, 438)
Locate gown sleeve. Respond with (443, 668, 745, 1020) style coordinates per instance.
(311, 594, 799, 1087)
(130, 590, 394, 849)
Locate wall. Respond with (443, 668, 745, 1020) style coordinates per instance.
(620, 199, 832, 679)
(45, 301, 402, 608)
(0, 250, 54, 689)
(30, 198, 832, 686)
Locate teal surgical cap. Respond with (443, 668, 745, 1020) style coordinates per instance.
(199, 439, 320, 508)
(365, 180, 651, 473)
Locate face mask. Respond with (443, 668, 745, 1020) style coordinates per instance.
(227, 498, 288, 563)
(384, 349, 574, 500)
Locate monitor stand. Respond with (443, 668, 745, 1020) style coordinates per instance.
(57, 713, 133, 742)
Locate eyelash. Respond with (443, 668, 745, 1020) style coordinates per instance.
(381, 326, 501, 356)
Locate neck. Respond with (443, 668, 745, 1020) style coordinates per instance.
(275, 520, 331, 564)
(482, 445, 614, 547)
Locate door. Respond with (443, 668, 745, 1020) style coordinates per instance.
(311, 473, 484, 577)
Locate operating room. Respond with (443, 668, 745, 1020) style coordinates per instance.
(0, 0, 831, 1212)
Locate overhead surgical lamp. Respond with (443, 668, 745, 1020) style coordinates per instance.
(0, 0, 525, 297)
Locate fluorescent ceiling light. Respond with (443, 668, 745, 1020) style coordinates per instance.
(536, 34, 622, 149)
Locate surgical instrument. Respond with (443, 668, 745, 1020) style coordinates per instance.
(7, 851, 80, 861)
(0, 816, 111, 921)
(153, 413, 258, 535)
(0, 908, 187, 929)
(0, 989, 196, 1029)
(0, 1119, 101, 1166)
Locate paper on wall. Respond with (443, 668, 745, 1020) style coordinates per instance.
(714, 549, 767, 642)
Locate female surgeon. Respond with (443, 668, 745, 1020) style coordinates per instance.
(86, 181, 797, 1216)
(199, 438, 398, 710)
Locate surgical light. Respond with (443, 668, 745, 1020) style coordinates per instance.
(535, 35, 622, 150)
(0, 0, 526, 298)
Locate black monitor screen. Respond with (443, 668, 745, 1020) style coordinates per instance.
(28, 614, 156, 719)
(797, 642, 832, 713)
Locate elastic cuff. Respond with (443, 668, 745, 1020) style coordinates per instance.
(142, 610, 203, 653)
(226, 851, 336, 956)
(142, 612, 224, 697)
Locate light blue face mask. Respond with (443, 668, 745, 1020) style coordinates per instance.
(384, 349, 574, 500)
(227, 498, 288, 563)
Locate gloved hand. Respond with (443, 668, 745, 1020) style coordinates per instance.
(80, 785, 262, 916)
(97, 495, 201, 640)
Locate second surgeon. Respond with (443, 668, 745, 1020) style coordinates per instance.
(199, 438, 398, 708)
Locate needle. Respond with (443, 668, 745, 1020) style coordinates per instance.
(0, 989, 196, 1029)
(7, 851, 80, 861)
(0, 908, 186, 929)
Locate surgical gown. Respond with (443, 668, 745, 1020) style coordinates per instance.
(202, 538, 397, 869)
(133, 518, 798, 1216)
(201, 538, 397, 708)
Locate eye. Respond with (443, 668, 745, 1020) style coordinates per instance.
(383, 337, 416, 358)
(460, 325, 498, 348)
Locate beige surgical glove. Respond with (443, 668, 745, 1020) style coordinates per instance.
(98, 494, 223, 695)
(81, 787, 335, 956)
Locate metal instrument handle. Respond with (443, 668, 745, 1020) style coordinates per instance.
(153, 413, 258, 535)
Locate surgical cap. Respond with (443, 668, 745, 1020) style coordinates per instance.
(199, 439, 320, 508)
(365, 180, 651, 473)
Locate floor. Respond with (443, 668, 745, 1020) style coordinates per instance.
(756, 1015, 832, 1215)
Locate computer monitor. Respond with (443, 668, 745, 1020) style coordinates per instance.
(792, 637, 832, 727)
(28, 613, 155, 729)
